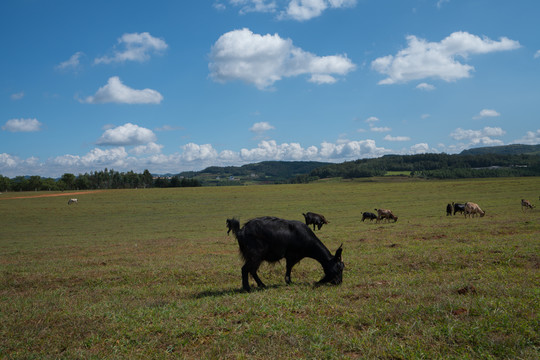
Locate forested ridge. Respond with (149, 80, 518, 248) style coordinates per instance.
(302, 153, 540, 182)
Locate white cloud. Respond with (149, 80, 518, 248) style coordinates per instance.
(10, 92, 25, 100)
(309, 74, 338, 84)
(130, 142, 163, 155)
(534, 50, 540, 59)
(180, 143, 219, 162)
(372, 31, 520, 85)
(82, 76, 163, 104)
(2, 118, 42, 132)
(370, 126, 391, 132)
(280, 0, 357, 21)
(96, 123, 157, 146)
(209, 28, 355, 89)
(513, 129, 540, 145)
(365, 116, 379, 123)
(250, 121, 275, 133)
(229, 0, 277, 14)
(436, 0, 450, 8)
(408, 143, 433, 154)
(319, 139, 390, 159)
(416, 82, 436, 91)
(450, 126, 506, 146)
(155, 125, 184, 132)
(384, 135, 411, 141)
(95, 32, 167, 64)
(56, 52, 84, 71)
(473, 109, 501, 119)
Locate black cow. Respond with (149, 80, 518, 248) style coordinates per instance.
(227, 217, 344, 292)
(302, 212, 329, 231)
(446, 203, 452, 216)
(361, 212, 377, 222)
(452, 202, 466, 215)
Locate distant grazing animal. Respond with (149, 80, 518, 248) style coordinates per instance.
(452, 202, 466, 216)
(68, 198, 78, 205)
(361, 212, 378, 222)
(521, 199, 534, 210)
(226, 217, 344, 292)
(464, 202, 485, 218)
(375, 208, 398, 223)
(302, 212, 329, 231)
(446, 203, 452, 216)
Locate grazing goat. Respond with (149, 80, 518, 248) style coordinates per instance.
(361, 212, 377, 222)
(446, 203, 452, 216)
(226, 217, 344, 292)
(452, 202, 466, 215)
(464, 202, 485, 218)
(68, 198, 78, 205)
(302, 212, 329, 231)
(521, 199, 534, 210)
(375, 208, 398, 223)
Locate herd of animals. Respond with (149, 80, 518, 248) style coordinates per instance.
(226, 198, 536, 292)
(65, 194, 535, 292)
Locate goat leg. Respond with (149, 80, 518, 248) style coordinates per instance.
(241, 264, 251, 292)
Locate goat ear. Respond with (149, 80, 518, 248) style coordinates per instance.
(334, 244, 343, 260)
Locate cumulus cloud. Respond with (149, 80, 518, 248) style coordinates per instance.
(228, 0, 277, 14)
(408, 143, 433, 154)
(513, 129, 540, 145)
(96, 123, 157, 146)
(450, 126, 506, 146)
(384, 135, 411, 141)
(95, 32, 168, 64)
(2, 118, 42, 132)
(209, 28, 355, 89)
(222, 0, 356, 20)
(416, 82, 435, 91)
(250, 121, 275, 133)
(130, 142, 163, 155)
(280, 0, 357, 21)
(56, 52, 84, 71)
(372, 31, 520, 85)
(436, 0, 450, 8)
(473, 109, 500, 119)
(10, 92, 25, 100)
(82, 76, 163, 104)
(180, 143, 219, 162)
(365, 116, 379, 123)
(370, 126, 391, 132)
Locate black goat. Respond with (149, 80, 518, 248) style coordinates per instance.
(302, 212, 329, 231)
(226, 217, 344, 292)
(361, 212, 377, 222)
(452, 202, 466, 215)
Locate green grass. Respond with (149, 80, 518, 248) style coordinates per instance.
(1, 177, 539, 359)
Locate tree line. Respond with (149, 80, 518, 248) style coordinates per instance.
(0, 168, 200, 192)
(300, 153, 540, 181)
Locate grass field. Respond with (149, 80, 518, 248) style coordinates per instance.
(1, 177, 539, 359)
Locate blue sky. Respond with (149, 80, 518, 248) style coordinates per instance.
(1, 0, 539, 178)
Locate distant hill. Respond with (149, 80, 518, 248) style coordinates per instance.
(178, 161, 331, 185)
(460, 144, 540, 155)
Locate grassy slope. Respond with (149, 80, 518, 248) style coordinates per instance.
(1, 177, 539, 359)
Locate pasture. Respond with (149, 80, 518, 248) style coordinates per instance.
(1, 177, 539, 359)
